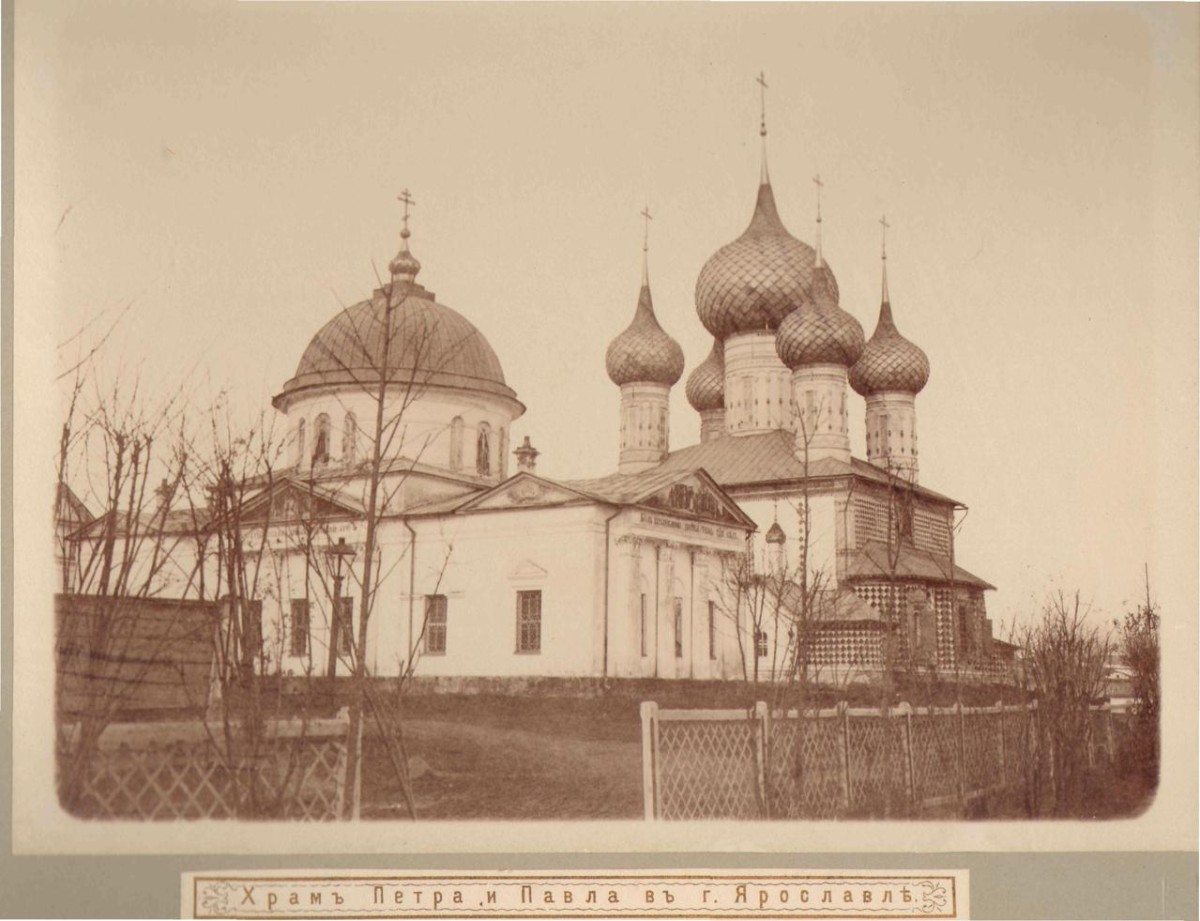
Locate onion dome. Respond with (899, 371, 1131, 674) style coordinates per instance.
(849, 297, 930, 396)
(849, 242, 930, 395)
(274, 226, 521, 412)
(765, 521, 786, 544)
(685, 338, 726, 412)
(695, 179, 837, 339)
(605, 243, 685, 387)
(775, 257, 864, 369)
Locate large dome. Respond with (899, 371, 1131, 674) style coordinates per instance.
(605, 282, 685, 387)
(695, 181, 838, 338)
(275, 282, 520, 408)
(849, 297, 930, 396)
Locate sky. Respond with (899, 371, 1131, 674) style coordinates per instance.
(16, 2, 1200, 636)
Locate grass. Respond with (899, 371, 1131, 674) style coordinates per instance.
(360, 695, 644, 820)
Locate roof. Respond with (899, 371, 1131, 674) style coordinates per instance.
(849, 297, 930, 396)
(274, 280, 523, 412)
(778, 584, 891, 625)
(655, 430, 958, 504)
(845, 539, 995, 590)
(408, 466, 757, 530)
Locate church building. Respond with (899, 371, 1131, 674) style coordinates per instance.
(64, 101, 1011, 687)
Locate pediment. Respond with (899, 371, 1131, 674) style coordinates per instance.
(638, 472, 752, 528)
(239, 478, 362, 525)
(462, 474, 589, 511)
(509, 558, 549, 581)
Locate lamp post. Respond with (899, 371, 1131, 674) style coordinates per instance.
(325, 537, 357, 682)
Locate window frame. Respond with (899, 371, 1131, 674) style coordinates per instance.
(708, 600, 717, 661)
(673, 597, 684, 659)
(289, 598, 310, 658)
(515, 589, 542, 654)
(425, 594, 448, 655)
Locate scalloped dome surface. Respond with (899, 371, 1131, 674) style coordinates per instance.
(775, 266, 864, 368)
(685, 338, 726, 412)
(694, 182, 837, 338)
(605, 285, 685, 386)
(849, 300, 930, 395)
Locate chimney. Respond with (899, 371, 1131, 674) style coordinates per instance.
(513, 436, 539, 473)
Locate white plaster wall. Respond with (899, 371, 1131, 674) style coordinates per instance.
(864, 391, 919, 482)
(737, 492, 840, 587)
(283, 386, 520, 482)
(618, 382, 671, 473)
(724, 332, 795, 435)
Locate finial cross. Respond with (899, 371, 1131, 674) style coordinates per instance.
(640, 206, 653, 252)
(879, 214, 890, 258)
(397, 189, 416, 234)
(813, 173, 824, 219)
(756, 71, 768, 136)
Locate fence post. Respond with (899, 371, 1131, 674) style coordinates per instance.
(640, 701, 658, 821)
(1105, 706, 1116, 764)
(898, 702, 915, 810)
(955, 702, 966, 809)
(754, 701, 769, 819)
(838, 702, 851, 812)
(995, 700, 1006, 790)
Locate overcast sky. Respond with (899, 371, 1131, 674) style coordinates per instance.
(17, 2, 1199, 635)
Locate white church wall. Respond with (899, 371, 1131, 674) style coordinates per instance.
(736, 492, 840, 587)
(283, 387, 519, 481)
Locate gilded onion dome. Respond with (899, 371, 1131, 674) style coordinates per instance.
(694, 180, 837, 339)
(849, 244, 930, 395)
(849, 298, 930, 396)
(605, 275, 685, 387)
(775, 261, 865, 369)
(685, 338, 726, 412)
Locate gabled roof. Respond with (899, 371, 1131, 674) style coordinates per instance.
(56, 483, 95, 527)
(845, 539, 995, 590)
(655, 431, 958, 505)
(408, 467, 756, 530)
(236, 474, 365, 524)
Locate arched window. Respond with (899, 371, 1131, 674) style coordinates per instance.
(497, 426, 508, 478)
(342, 412, 357, 465)
(296, 418, 306, 468)
(449, 416, 464, 471)
(476, 422, 492, 476)
(313, 413, 331, 467)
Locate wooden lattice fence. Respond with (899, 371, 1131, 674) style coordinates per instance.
(58, 711, 350, 820)
(642, 700, 1122, 820)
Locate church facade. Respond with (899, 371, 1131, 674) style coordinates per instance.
(65, 119, 1012, 687)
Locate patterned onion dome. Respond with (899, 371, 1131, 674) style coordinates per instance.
(694, 181, 839, 338)
(775, 263, 865, 369)
(685, 338, 726, 412)
(275, 243, 521, 409)
(764, 521, 786, 544)
(849, 297, 930, 395)
(605, 281, 685, 386)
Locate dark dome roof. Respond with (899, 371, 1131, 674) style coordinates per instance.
(765, 520, 786, 544)
(685, 338, 726, 412)
(605, 283, 685, 387)
(276, 281, 520, 407)
(775, 264, 865, 369)
(695, 181, 837, 338)
(849, 298, 930, 396)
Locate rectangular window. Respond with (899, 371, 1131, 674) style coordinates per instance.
(335, 596, 354, 657)
(708, 601, 717, 660)
(516, 590, 541, 653)
(673, 597, 684, 659)
(755, 629, 768, 658)
(243, 599, 263, 664)
(425, 594, 448, 655)
(290, 599, 310, 657)
(639, 593, 647, 657)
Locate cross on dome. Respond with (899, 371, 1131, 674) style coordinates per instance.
(640, 205, 653, 285)
(879, 214, 891, 302)
(813, 173, 825, 264)
(389, 188, 422, 283)
(397, 189, 416, 239)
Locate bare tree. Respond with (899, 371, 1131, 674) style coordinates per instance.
(1017, 590, 1112, 814)
(1117, 565, 1159, 784)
